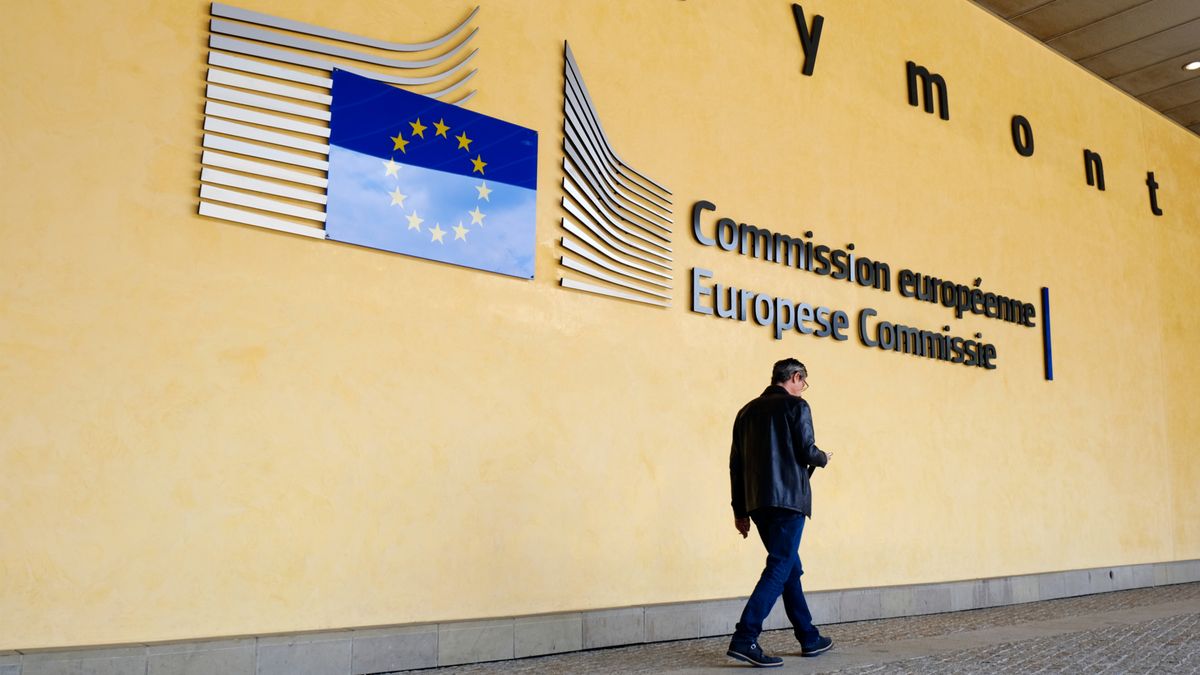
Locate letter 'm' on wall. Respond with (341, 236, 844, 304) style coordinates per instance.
(906, 61, 949, 121)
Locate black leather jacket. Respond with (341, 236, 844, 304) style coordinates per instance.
(730, 385, 829, 518)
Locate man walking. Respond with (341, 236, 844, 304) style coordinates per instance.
(727, 358, 833, 667)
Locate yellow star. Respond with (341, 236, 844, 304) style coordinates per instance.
(383, 158, 400, 177)
(409, 118, 427, 138)
(429, 224, 446, 243)
(390, 132, 409, 153)
(468, 205, 485, 226)
(475, 181, 492, 201)
(406, 211, 423, 231)
(453, 222, 469, 241)
(388, 187, 407, 207)
(433, 118, 450, 138)
(471, 155, 486, 175)
(456, 131, 472, 151)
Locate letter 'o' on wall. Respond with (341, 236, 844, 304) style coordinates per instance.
(1011, 115, 1034, 157)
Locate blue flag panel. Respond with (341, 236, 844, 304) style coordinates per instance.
(325, 70, 538, 278)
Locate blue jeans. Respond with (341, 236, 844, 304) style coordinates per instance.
(732, 507, 821, 647)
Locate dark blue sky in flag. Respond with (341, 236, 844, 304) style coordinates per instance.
(329, 70, 538, 190)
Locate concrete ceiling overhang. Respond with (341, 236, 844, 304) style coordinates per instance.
(970, 0, 1200, 137)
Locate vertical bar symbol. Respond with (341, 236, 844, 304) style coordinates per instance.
(1041, 287, 1053, 381)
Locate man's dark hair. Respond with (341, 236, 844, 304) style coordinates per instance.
(771, 358, 807, 384)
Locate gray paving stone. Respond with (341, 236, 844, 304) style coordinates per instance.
(1037, 571, 1067, 601)
(807, 590, 841, 624)
(698, 599, 744, 638)
(1111, 564, 1137, 591)
(257, 632, 351, 675)
(982, 577, 1013, 607)
(1011, 575, 1039, 604)
(1168, 559, 1200, 585)
(82, 656, 153, 675)
(644, 604, 701, 643)
(350, 626, 437, 674)
(438, 619, 514, 667)
(947, 581, 978, 611)
(147, 638, 254, 675)
(1132, 564, 1155, 589)
(513, 613, 582, 658)
(1088, 568, 1116, 595)
(1155, 563, 1172, 586)
(12, 662, 75, 675)
(840, 588, 882, 622)
(0, 666, 17, 675)
(22, 646, 147, 675)
(763, 600, 790, 630)
(970, 580, 989, 608)
(879, 587, 912, 618)
(0, 653, 18, 666)
(1062, 569, 1092, 597)
(582, 607, 643, 649)
(911, 585, 952, 615)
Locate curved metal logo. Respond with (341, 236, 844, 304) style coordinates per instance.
(197, 3, 481, 240)
(557, 42, 675, 307)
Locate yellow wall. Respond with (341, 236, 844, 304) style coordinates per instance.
(2, 0, 1198, 651)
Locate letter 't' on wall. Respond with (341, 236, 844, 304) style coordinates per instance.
(1146, 171, 1164, 216)
(906, 61, 949, 120)
(791, 4, 824, 76)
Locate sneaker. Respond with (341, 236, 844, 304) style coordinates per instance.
(800, 635, 833, 657)
(726, 641, 784, 667)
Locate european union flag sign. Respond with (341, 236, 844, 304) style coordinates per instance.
(325, 70, 538, 278)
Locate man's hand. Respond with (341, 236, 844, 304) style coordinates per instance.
(825, 451, 833, 464)
(734, 517, 751, 539)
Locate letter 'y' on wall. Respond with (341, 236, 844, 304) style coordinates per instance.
(792, 4, 824, 76)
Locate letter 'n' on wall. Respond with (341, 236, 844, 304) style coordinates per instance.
(1084, 149, 1105, 191)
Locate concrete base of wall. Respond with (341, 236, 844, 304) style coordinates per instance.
(6, 559, 1199, 674)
